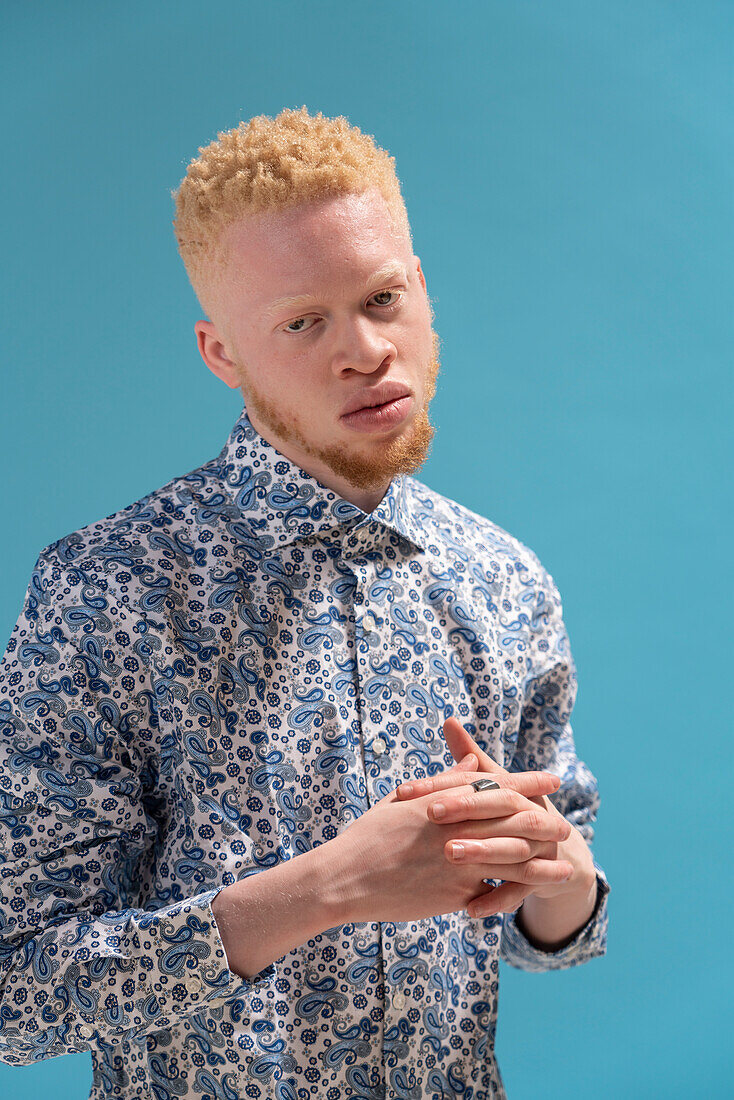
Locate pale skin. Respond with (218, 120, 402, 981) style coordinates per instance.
(397, 717, 599, 948)
(196, 188, 597, 970)
(195, 187, 440, 513)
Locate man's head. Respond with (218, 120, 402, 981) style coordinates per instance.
(172, 106, 441, 512)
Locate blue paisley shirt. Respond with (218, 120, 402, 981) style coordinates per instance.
(0, 404, 610, 1099)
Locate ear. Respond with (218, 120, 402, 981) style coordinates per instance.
(414, 256, 426, 293)
(194, 320, 241, 390)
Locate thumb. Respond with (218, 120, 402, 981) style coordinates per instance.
(442, 716, 508, 775)
(453, 751, 478, 771)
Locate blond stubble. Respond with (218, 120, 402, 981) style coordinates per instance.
(233, 329, 442, 494)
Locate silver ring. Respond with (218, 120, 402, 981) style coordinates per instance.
(471, 779, 501, 792)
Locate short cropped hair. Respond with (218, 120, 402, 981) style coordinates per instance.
(171, 105, 413, 320)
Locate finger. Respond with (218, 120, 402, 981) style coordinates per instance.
(442, 717, 507, 776)
(445, 809, 571, 844)
(395, 768, 561, 801)
(473, 857, 573, 887)
(445, 836, 544, 864)
(393, 752, 477, 799)
(467, 881, 532, 920)
(456, 751, 478, 770)
(423, 778, 562, 822)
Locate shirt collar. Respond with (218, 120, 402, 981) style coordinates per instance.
(212, 404, 428, 555)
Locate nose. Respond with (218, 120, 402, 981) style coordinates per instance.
(330, 314, 397, 375)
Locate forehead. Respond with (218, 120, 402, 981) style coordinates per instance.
(220, 189, 409, 297)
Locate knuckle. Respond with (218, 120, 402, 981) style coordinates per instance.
(507, 789, 524, 808)
(520, 863, 535, 884)
(520, 861, 537, 883)
(527, 810, 545, 833)
(506, 862, 529, 884)
(531, 859, 552, 883)
(516, 838, 534, 860)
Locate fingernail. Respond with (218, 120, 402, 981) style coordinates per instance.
(400, 783, 414, 797)
(449, 842, 464, 860)
(431, 802, 446, 820)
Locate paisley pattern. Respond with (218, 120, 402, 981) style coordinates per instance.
(0, 405, 610, 1098)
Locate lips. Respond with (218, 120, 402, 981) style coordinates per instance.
(340, 381, 413, 417)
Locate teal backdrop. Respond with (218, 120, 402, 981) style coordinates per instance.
(1, 2, 730, 1096)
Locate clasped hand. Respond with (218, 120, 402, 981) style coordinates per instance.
(395, 717, 589, 920)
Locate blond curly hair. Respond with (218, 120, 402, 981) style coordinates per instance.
(171, 105, 413, 320)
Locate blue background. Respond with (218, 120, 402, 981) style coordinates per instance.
(2, 1, 731, 1096)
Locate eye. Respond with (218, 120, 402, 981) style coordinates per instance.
(370, 289, 403, 308)
(281, 289, 404, 334)
(283, 316, 316, 334)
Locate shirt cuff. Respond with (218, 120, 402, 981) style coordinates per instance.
(122, 884, 278, 1045)
(0, 884, 279, 1063)
(499, 861, 610, 972)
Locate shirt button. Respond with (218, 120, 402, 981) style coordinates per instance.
(78, 1024, 94, 1038)
(185, 977, 199, 993)
(393, 991, 406, 1010)
(362, 612, 378, 632)
(372, 737, 387, 755)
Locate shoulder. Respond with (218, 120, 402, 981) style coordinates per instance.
(404, 475, 551, 591)
(33, 455, 229, 620)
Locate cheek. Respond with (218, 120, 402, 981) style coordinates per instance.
(263, 360, 323, 419)
(279, 354, 329, 399)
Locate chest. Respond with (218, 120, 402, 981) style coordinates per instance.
(146, 545, 528, 871)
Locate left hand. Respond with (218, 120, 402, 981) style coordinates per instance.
(395, 717, 595, 915)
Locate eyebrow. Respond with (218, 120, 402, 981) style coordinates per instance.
(265, 260, 409, 317)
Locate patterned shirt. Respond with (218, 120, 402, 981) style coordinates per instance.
(0, 404, 610, 1099)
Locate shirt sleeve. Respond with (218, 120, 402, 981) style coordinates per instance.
(0, 549, 277, 1066)
(499, 556, 611, 972)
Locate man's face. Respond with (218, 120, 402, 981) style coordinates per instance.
(195, 187, 441, 512)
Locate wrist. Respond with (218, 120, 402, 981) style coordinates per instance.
(518, 870, 598, 952)
(210, 842, 348, 981)
(306, 836, 353, 927)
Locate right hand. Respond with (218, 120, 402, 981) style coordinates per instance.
(326, 752, 569, 924)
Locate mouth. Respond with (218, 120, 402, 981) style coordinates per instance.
(340, 393, 414, 433)
(360, 396, 400, 411)
(340, 383, 413, 419)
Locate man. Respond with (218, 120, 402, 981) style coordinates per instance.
(0, 106, 610, 1098)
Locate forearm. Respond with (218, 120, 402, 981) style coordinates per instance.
(211, 843, 344, 980)
(515, 869, 598, 952)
